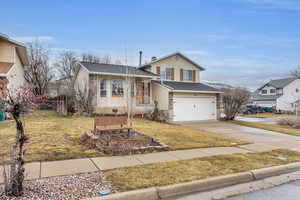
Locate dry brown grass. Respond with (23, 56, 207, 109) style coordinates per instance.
(134, 119, 248, 150)
(0, 110, 247, 164)
(0, 110, 103, 163)
(106, 149, 300, 191)
(233, 120, 300, 136)
(245, 113, 295, 119)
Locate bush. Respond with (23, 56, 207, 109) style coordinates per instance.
(278, 118, 300, 128)
(150, 101, 168, 122)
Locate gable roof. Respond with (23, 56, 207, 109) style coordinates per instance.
(154, 80, 221, 93)
(251, 90, 281, 101)
(0, 33, 29, 66)
(79, 62, 158, 78)
(259, 77, 297, 90)
(140, 52, 205, 71)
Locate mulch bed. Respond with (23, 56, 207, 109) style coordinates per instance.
(0, 172, 112, 200)
(83, 130, 169, 156)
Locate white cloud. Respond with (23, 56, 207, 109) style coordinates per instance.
(238, 0, 300, 11)
(12, 36, 55, 43)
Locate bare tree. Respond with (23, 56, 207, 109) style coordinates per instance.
(55, 51, 78, 80)
(115, 59, 122, 65)
(25, 42, 53, 95)
(222, 88, 250, 120)
(81, 53, 101, 63)
(291, 65, 300, 78)
(101, 54, 111, 64)
(2, 85, 36, 197)
(81, 53, 113, 64)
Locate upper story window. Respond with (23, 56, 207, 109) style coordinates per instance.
(161, 68, 172, 80)
(261, 89, 267, 94)
(112, 80, 124, 97)
(270, 89, 276, 94)
(183, 70, 193, 81)
(100, 79, 107, 97)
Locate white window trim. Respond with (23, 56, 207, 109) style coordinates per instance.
(183, 69, 193, 81)
(100, 79, 107, 98)
(111, 79, 124, 97)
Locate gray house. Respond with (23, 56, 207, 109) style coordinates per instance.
(251, 77, 300, 111)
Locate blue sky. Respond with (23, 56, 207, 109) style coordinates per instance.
(1, 0, 300, 90)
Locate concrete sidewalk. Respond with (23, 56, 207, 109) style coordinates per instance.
(0, 144, 280, 183)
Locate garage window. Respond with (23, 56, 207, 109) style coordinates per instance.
(183, 70, 193, 81)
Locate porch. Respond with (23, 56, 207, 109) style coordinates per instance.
(91, 75, 154, 114)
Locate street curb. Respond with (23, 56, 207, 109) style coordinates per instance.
(250, 162, 300, 180)
(87, 162, 300, 200)
(157, 172, 253, 199)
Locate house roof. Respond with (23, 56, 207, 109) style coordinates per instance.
(154, 80, 221, 93)
(0, 33, 29, 66)
(0, 62, 14, 75)
(259, 77, 297, 90)
(79, 62, 158, 78)
(140, 52, 205, 71)
(251, 90, 280, 101)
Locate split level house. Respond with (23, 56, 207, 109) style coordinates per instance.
(0, 34, 28, 98)
(251, 77, 300, 112)
(74, 52, 222, 122)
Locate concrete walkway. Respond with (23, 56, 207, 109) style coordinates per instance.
(1, 121, 300, 183)
(181, 121, 300, 150)
(0, 145, 273, 183)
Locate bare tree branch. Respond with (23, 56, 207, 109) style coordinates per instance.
(222, 88, 250, 120)
(24, 42, 53, 95)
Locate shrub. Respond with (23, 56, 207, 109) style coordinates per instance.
(278, 119, 300, 128)
(150, 101, 168, 122)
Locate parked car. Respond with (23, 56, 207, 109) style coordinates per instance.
(243, 105, 265, 114)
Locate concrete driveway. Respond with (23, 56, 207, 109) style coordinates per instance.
(180, 121, 300, 151)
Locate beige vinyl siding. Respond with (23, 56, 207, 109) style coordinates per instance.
(6, 47, 26, 94)
(152, 82, 169, 110)
(150, 54, 200, 82)
(0, 41, 14, 63)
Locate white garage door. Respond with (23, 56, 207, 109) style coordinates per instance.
(173, 97, 216, 122)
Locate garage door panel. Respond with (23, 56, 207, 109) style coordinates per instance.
(173, 97, 216, 122)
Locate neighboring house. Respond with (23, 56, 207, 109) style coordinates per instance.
(251, 77, 300, 112)
(74, 62, 158, 114)
(74, 52, 221, 122)
(47, 76, 73, 97)
(0, 34, 28, 98)
(140, 52, 221, 122)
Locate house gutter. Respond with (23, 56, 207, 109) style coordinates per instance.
(78, 62, 156, 79)
(172, 90, 223, 94)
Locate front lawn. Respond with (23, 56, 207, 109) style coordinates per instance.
(245, 113, 295, 119)
(233, 120, 300, 136)
(106, 149, 300, 192)
(0, 110, 103, 164)
(134, 119, 248, 150)
(0, 110, 247, 164)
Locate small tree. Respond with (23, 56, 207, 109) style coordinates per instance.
(222, 88, 250, 120)
(2, 86, 36, 197)
(25, 41, 53, 95)
(291, 65, 300, 78)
